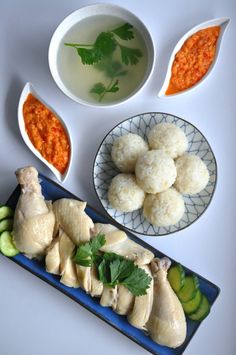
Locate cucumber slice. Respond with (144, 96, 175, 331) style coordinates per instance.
(182, 289, 202, 314)
(0, 206, 13, 221)
(0, 231, 19, 257)
(0, 218, 13, 234)
(189, 295, 210, 321)
(168, 264, 185, 292)
(177, 275, 199, 302)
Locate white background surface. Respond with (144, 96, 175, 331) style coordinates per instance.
(0, 0, 235, 354)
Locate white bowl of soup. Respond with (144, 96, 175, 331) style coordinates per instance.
(48, 4, 155, 108)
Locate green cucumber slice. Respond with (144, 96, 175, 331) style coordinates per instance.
(177, 275, 199, 302)
(0, 218, 13, 234)
(0, 206, 13, 221)
(182, 289, 202, 314)
(189, 295, 210, 321)
(0, 231, 19, 257)
(167, 264, 185, 292)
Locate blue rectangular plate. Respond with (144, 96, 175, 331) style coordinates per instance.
(6, 174, 220, 355)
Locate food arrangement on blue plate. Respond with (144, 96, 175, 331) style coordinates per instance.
(1, 2, 229, 354)
(0, 166, 219, 354)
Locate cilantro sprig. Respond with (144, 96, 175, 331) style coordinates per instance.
(90, 60, 127, 102)
(73, 234, 106, 267)
(64, 23, 142, 66)
(73, 235, 152, 296)
(64, 22, 143, 101)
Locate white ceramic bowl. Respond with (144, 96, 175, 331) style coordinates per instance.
(48, 3, 155, 108)
(158, 17, 230, 98)
(18, 82, 72, 183)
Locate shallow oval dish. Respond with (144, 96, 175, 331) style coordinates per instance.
(18, 82, 72, 183)
(93, 112, 217, 236)
(158, 17, 230, 98)
(48, 3, 155, 108)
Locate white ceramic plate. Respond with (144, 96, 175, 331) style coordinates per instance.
(158, 17, 230, 98)
(18, 82, 72, 183)
(93, 112, 217, 236)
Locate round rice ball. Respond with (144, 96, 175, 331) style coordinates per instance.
(148, 122, 188, 159)
(143, 188, 185, 227)
(135, 150, 177, 194)
(174, 154, 209, 194)
(111, 133, 148, 173)
(108, 174, 145, 212)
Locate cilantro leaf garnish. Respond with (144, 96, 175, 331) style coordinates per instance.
(73, 237, 151, 296)
(94, 32, 117, 57)
(90, 79, 119, 102)
(73, 234, 106, 267)
(122, 266, 151, 296)
(90, 83, 106, 96)
(90, 234, 106, 254)
(119, 46, 143, 65)
(111, 23, 134, 40)
(96, 252, 152, 296)
(107, 79, 119, 93)
(76, 47, 102, 65)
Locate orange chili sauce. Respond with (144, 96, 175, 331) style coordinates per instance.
(23, 94, 70, 174)
(166, 26, 220, 95)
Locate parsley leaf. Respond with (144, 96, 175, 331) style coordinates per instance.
(110, 258, 134, 282)
(107, 79, 119, 93)
(122, 266, 152, 296)
(90, 234, 106, 254)
(94, 32, 117, 57)
(64, 22, 142, 67)
(90, 83, 106, 95)
(98, 259, 110, 284)
(90, 78, 119, 101)
(95, 60, 127, 79)
(76, 47, 102, 65)
(119, 46, 143, 65)
(97, 252, 152, 296)
(73, 234, 106, 267)
(112, 23, 134, 40)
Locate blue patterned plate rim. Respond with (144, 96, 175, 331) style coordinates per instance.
(92, 112, 218, 237)
(5, 173, 220, 355)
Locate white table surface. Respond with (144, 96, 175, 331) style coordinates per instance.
(1, 0, 236, 354)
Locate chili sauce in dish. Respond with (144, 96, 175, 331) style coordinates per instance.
(166, 26, 221, 95)
(23, 94, 70, 174)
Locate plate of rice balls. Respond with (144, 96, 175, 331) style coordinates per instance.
(93, 112, 217, 236)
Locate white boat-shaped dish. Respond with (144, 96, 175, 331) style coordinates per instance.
(18, 82, 72, 183)
(158, 17, 230, 98)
